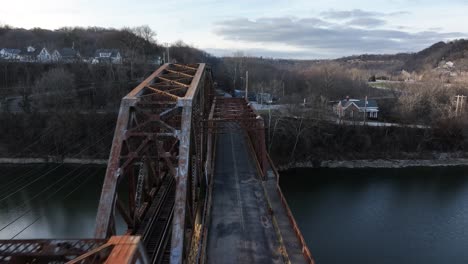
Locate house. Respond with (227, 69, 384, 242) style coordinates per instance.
(52, 48, 81, 62)
(148, 56, 162, 65)
(335, 97, 379, 119)
(93, 49, 122, 64)
(256, 92, 273, 104)
(19, 46, 52, 62)
(233, 89, 256, 101)
(37, 48, 52, 62)
(0, 48, 21, 60)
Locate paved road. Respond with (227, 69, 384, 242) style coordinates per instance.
(207, 127, 282, 264)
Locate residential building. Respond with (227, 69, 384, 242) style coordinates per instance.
(52, 48, 81, 62)
(19, 46, 52, 62)
(37, 48, 52, 62)
(233, 89, 256, 101)
(93, 49, 122, 64)
(256, 92, 273, 104)
(335, 97, 379, 119)
(0, 48, 21, 60)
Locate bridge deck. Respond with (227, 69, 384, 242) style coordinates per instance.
(206, 125, 308, 264)
(207, 128, 281, 264)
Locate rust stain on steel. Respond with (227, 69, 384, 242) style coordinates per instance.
(126, 64, 170, 98)
(95, 98, 135, 238)
(93, 63, 212, 264)
(267, 154, 315, 264)
(0, 239, 107, 263)
(207, 97, 269, 176)
(170, 64, 206, 264)
(66, 236, 148, 264)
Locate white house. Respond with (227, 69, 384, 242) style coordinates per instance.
(93, 49, 122, 64)
(37, 48, 52, 62)
(0, 48, 21, 60)
(19, 46, 52, 62)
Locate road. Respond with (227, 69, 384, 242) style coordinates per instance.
(206, 127, 282, 264)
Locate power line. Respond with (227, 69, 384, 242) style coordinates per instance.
(0, 167, 91, 234)
(0, 79, 141, 92)
(0, 137, 112, 235)
(9, 168, 100, 239)
(0, 129, 113, 203)
(0, 114, 111, 189)
(0, 125, 56, 180)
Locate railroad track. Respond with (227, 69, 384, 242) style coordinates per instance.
(136, 176, 175, 264)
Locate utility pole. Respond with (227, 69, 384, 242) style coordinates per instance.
(454, 95, 466, 117)
(233, 67, 237, 92)
(282, 81, 285, 98)
(261, 83, 264, 105)
(245, 71, 249, 101)
(460, 95, 466, 116)
(165, 43, 170, 63)
(364, 96, 367, 124)
(458, 95, 467, 116)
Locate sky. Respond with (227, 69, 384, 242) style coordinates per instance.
(1, 0, 468, 59)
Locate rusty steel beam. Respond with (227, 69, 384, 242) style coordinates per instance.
(208, 97, 269, 176)
(94, 63, 213, 264)
(170, 63, 206, 264)
(67, 236, 149, 264)
(0, 239, 107, 263)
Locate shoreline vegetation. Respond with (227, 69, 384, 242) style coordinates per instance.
(2, 154, 468, 169)
(0, 157, 107, 165)
(278, 157, 468, 171)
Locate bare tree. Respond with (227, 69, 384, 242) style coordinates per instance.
(132, 25, 157, 44)
(32, 68, 76, 110)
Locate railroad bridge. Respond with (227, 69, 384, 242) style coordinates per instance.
(0, 64, 313, 264)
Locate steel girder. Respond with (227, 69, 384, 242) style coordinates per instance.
(0, 239, 106, 263)
(94, 63, 213, 264)
(207, 97, 268, 177)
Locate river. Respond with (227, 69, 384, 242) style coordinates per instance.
(2, 164, 468, 264)
(280, 166, 468, 264)
(0, 164, 124, 239)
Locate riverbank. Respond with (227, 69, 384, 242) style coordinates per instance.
(278, 155, 468, 170)
(0, 157, 107, 165)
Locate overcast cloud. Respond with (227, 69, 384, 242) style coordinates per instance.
(214, 10, 466, 58)
(1, 1, 468, 59)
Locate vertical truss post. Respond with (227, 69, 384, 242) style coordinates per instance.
(170, 64, 206, 264)
(170, 98, 192, 264)
(95, 97, 136, 238)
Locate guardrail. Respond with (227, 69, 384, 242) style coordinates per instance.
(267, 154, 315, 264)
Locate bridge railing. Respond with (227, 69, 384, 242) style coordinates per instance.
(267, 154, 316, 264)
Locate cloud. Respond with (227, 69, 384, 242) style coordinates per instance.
(205, 47, 326, 59)
(214, 16, 465, 58)
(321, 9, 379, 19)
(347, 17, 386, 27)
(320, 9, 409, 20)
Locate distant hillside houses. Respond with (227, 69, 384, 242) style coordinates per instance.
(51, 48, 81, 62)
(0, 48, 21, 60)
(0, 46, 123, 64)
(92, 49, 122, 64)
(334, 97, 379, 119)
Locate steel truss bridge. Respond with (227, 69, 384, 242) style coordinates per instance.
(0, 64, 314, 264)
